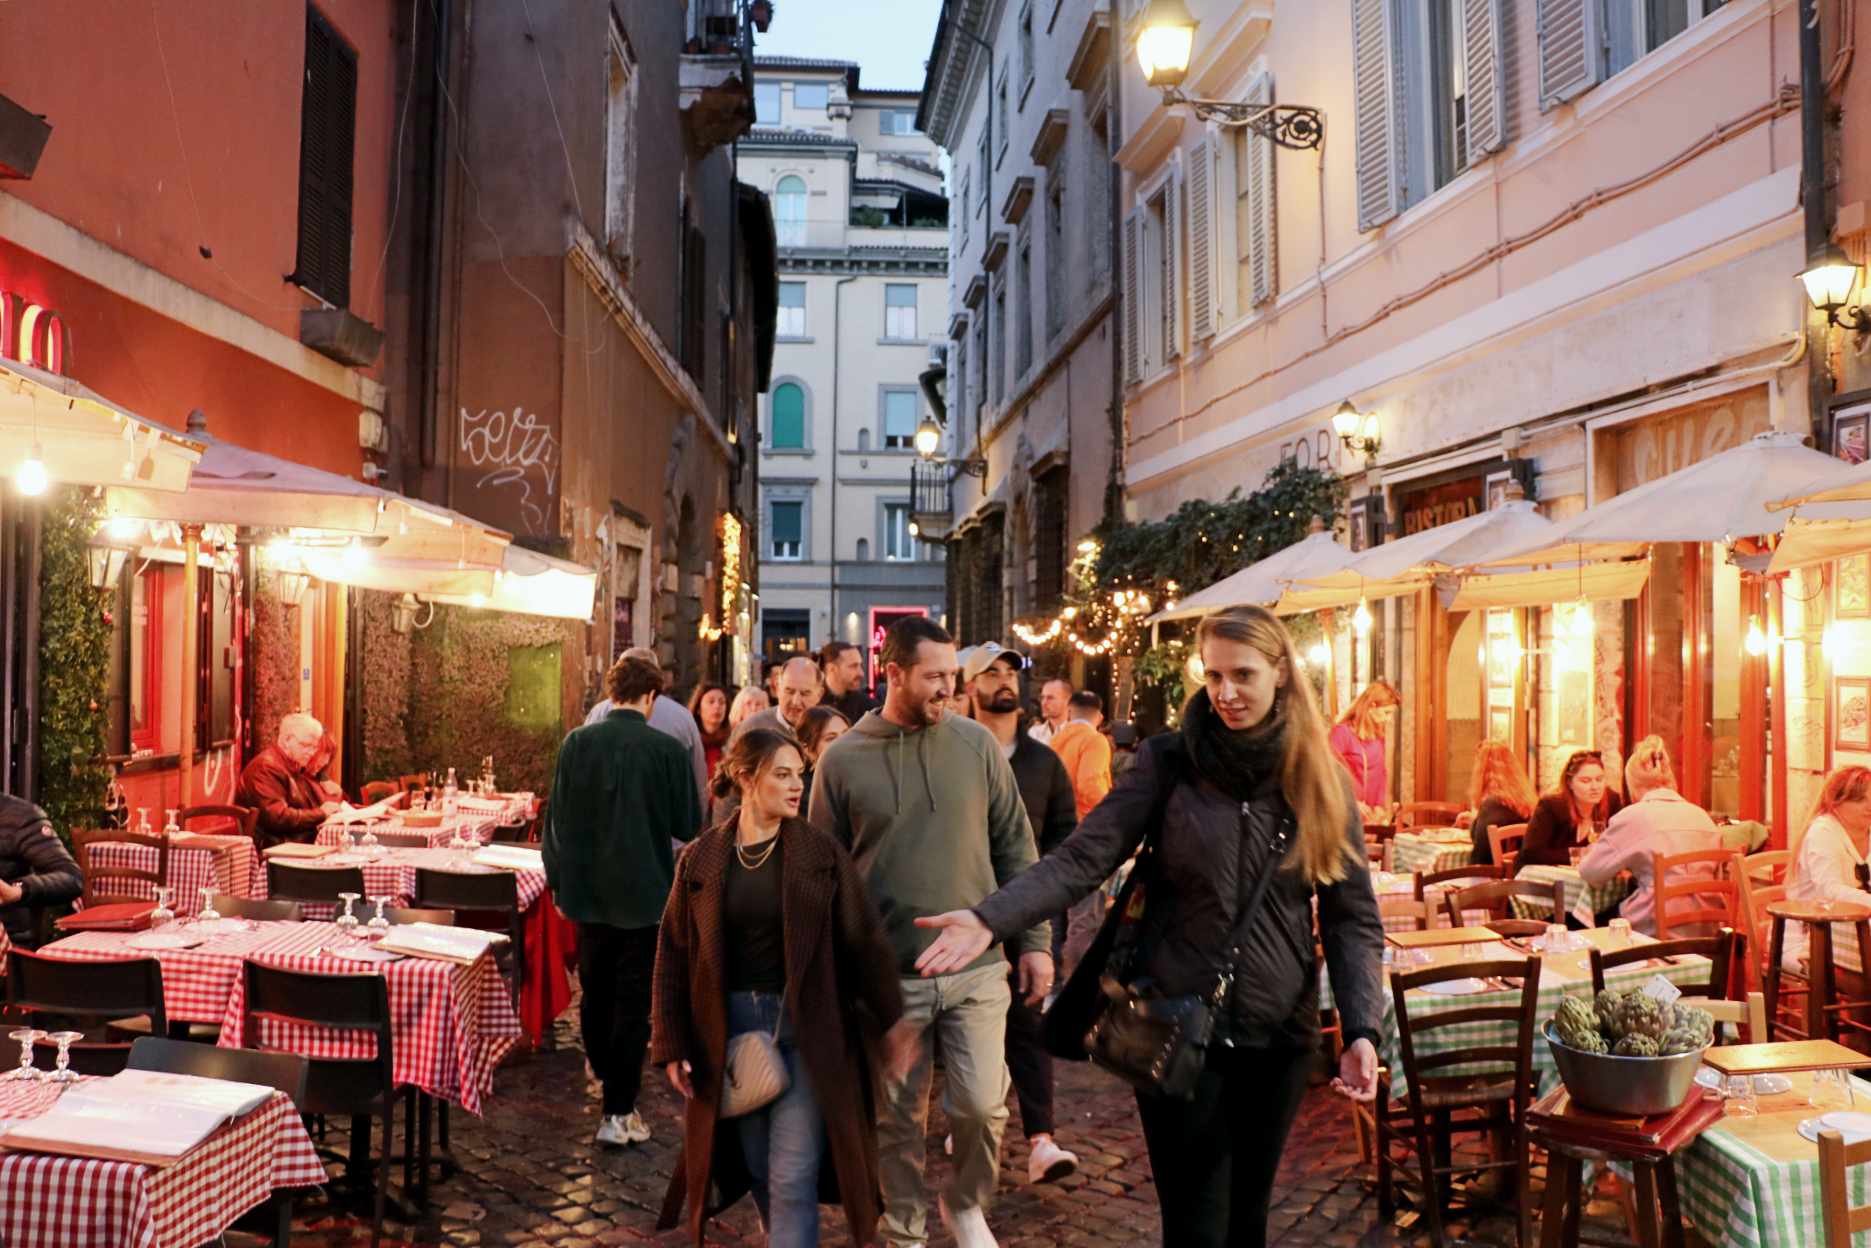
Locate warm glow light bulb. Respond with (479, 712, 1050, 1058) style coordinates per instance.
(1353, 599, 1372, 634)
(470, 592, 487, 607)
(1309, 642, 1328, 665)
(110, 515, 140, 541)
(17, 442, 46, 496)
(1744, 615, 1767, 657)
(343, 540, 367, 570)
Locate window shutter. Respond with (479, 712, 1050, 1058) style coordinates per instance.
(293, 6, 357, 308)
(1163, 167, 1181, 360)
(1352, 0, 1402, 233)
(1536, 0, 1600, 110)
(1464, 0, 1507, 162)
(1243, 73, 1278, 308)
(1187, 135, 1215, 342)
(1122, 209, 1142, 383)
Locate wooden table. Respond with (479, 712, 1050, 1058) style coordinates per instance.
(1761, 897, 1871, 1044)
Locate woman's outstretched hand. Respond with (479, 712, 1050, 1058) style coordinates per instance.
(666, 1060, 694, 1099)
(912, 910, 995, 975)
(1330, 1038, 1378, 1102)
(882, 1019, 920, 1082)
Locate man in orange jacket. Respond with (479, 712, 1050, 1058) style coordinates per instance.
(1048, 691, 1112, 821)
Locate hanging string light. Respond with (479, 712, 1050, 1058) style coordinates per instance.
(1744, 615, 1768, 656)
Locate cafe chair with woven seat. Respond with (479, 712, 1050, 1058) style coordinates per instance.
(1819, 1125, 1871, 1247)
(1395, 802, 1466, 833)
(411, 868, 524, 1004)
(1443, 879, 1564, 934)
(1588, 927, 1741, 1017)
(267, 860, 367, 906)
(1378, 954, 1542, 1248)
(177, 804, 260, 848)
(1378, 898, 1434, 933)
(242, 962, 406, 1248)
(5, 950, 166, 1074)
(71, 827, 170, 907)
(361, 781, 402, 806)
(1734, 849, 1791, 998)
(212, 895, 303, 923)
(398, 774, 427, 794)
(1416, 863, 1505, 899)
(1488, 823, 1529, 874)
(1653, 848, 1740, 939)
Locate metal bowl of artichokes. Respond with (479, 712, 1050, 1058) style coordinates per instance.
(1543, 990, 1715, 1116)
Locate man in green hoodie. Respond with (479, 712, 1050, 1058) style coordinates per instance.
(807, 615, 1049, 1248)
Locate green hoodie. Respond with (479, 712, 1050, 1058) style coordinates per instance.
(807, 708, 1048, 976)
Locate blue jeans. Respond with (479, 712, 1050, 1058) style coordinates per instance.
(727, 990, 825, 1248)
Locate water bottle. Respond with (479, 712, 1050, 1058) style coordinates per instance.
(442, 767, 459, 818)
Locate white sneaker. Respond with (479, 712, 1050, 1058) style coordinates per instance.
(944, 1133, 953, 1155)
(594, 1111, 651, 1146)
(939, 1197, 1000, 1248)
(1027, 1135, 1077, 1184)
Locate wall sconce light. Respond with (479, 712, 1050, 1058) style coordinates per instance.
(391, 593, 421, 635)
(1136, 0, 1324, 148)
(275, 570, 310, 607)
(914, 415, 987, 478)
(1333, 401, 1382, 459)
(87, 543, 131, 592)
(1800, 242, 1871, 331)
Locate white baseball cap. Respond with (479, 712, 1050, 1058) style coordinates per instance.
(962, 640, 1027, 683)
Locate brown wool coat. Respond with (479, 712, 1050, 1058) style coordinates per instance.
(650, 817, 904, 1246)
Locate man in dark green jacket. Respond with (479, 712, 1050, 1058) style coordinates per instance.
(544, 655, 702, 1148)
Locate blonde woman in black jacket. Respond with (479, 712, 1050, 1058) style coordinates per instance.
(915, 606, 1385, 1248)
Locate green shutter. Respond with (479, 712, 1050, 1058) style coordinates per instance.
(771, 384, 805, 448)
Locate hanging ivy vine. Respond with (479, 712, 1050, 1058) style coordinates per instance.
(36, 490, 113, 841)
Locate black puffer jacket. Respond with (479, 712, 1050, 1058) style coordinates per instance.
(973, 723, 1384, 1051)
(0, 794, 82, 948)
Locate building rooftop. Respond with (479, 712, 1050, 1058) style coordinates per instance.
(743, 126, 857, 147)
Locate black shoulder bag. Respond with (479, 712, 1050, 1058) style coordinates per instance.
(1041, 743, 1292, 1100)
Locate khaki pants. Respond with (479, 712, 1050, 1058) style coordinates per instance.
(878, 963, 1012, 1246)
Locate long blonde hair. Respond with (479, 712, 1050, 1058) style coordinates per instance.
(1195, 606, 1351, 885)
(1468, 738, 1537, 819)
(1337, 678, 1399, 743)
(1792, 765, 1871, 863)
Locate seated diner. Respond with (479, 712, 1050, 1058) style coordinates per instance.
(236, 712, 343, 844)
(1514, 748, 1623, 875)
(1466, 738, 1537, 866)
(1781, 764, 1871, 971)
(1577, 735, 1723, 934)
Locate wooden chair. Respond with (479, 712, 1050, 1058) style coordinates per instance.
(71, 828, 169, 907)
(210, 894, 303, 923)
(177, 804, 260, 847)
(1416, 863, 1505, 898)
(1443, 879, 1564, 934)
(1364, 838, 1388, 869)
(6, 949, 166, 1075)
(1653, 848, 1739, 939)
(1395, 801, 1465, 833)
(1377, 955, 1541, 1248)
(1379, 898, 1433, 932)
(1740, 849, 1792, 886)
(1819, 1125, 1871, 1247)
(1702, 991, 1768, 1045)
(361, 781, 403, 806)
(1588, 928, 1741, 1018)
(1734, 850, 1791, 999)
(398, 774, 428, 792)
(242, 963, 405, 1246)
(1488, 823, 1529, 874)
(266, 860, 367, 907)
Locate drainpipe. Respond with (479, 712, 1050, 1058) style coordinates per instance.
(1105, 0, 1125, 527)
(1801, 0, 1833, 439)
(830, 274, 857, 641)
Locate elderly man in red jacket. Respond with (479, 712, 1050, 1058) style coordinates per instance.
(236, 713, 342, 843)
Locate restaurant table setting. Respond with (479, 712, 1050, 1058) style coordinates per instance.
(81, 831, 260, 906)
(261, 844, 547, 915)
(1368, 868, 1490, 931)
(0, 1068, 323, 1248)
(1389, 829, 1474, 877)
(1513, 863, 1634, 927)
(31, 916, 523, 1114)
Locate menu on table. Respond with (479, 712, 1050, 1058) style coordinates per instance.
(374, 921, 502, 963)
(471, 845, 543, 871)
(0, 1070, 275, 1165)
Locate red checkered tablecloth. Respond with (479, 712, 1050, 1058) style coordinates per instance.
(316, 797, 530, 850)
(260, 847, 546, 916)
(80, 837, 258, 909)
(0, 1080, 322, 1248)
(33, 923, 522, 1115)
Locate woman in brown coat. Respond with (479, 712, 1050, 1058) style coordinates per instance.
(652, 728, 915, 1248)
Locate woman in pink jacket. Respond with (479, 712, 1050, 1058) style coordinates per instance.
(1328, 680, 1398, 820)
(1577, 736, 1723, 934)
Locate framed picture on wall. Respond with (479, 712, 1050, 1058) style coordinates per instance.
(1836, 676, 1871, 752)
(1835, 407, 1871, 464)
(1486, 612, 1517, 690)
(1485, 468, 1517, 511)
(1839, 555, 1871, 620)
(1489, 706, 1513, 743)
(1349, 506, 1369, 553)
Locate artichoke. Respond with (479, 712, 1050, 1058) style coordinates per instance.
(1595, 988, 1623, 1029)
(1554, 997, 1602, 1049)
(1568, 1028, 1611, 1054)
(1614, 1033, 1661, 1057)
(1610, 993, 1666, 1043)
(1660, 1005, 1715, 1055)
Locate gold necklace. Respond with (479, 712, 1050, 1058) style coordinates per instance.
(737, 831, 779, 869)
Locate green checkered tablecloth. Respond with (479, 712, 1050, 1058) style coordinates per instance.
(1616, 1072, 1871, 1248)
(1511, 864, 1634, 927)
(1390, 833, 1473, 877)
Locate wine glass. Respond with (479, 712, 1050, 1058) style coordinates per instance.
(197, 888, 220, 925)
(135, 808, 152, 836)
(336, 893, 361, 939)
(359, 824, 383, 859)
(45, 1032, 83, 1084)
(3, 1029, 45, 1081)
(366, 896, 392, 938)
(149, 886, 175, 932)
(163, 808, 180, 838)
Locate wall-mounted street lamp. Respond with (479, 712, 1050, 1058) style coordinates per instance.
(87, 542, 131, 592)
(1136, 0, 1324, 150)
(1800, 242, 1871, 332)
(1332, 400, 1382, 458)
(914, 416, 987, 478)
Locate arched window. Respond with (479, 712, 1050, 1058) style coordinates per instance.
(770, 383, 805, 449)
(775, 175, 807, 247)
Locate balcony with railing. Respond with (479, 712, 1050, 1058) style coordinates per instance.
(773, 217, 949, 252)
(910, 460, 953, 541)
(680, 0, 756, 152)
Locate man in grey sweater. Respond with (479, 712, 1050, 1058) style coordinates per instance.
(808, 616, 1049, 1248)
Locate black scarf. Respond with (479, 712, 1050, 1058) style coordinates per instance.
(1180, 688, 1286, 804)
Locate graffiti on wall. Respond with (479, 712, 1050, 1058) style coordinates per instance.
(460, 407, 559, 533)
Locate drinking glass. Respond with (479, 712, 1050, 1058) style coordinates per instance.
(163, 808, 180, 838)
(359, 825, 383, 859)
(366, 896, 392, 938)
(1608, 918, 1633, 950)
(1724, 1074, 1759, 1118)
(135, 808, 152, 836)
(197, 888, 220, 924)
(336, 892, 361, 939)
(3, 1029, 45, 1081)
(346, 824, 363, 855)
(46, 1032, 83, 1084)
(149, 886, 175, 932)
(1813, 1068, 1855, 1113)
(1545, 923, 1570, 953)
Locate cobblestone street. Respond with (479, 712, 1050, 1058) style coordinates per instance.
(276, 1007, 1670, 1248)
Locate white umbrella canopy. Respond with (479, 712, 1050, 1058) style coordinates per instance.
(1146, 527, 1357, 622)
(1478, 431, 1839, 567)
(296, 544, 597, 621)
(0, 360, 204, 492)
(1278, 500, 1555, 613)
(1756, 456, 1871, 572)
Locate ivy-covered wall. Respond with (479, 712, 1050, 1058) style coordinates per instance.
(356, 590, 571, 794)
(249, 567, 301, 752)
(36, 490, 113, 839)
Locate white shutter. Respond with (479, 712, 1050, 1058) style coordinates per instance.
(1163, 168, 1182, 360)
(1122, 209, 1142, 383)
(1187, 135, 1215, 342)
(1243, 73, 1277, 308)
(1537, 0, 1601, 110)
(1464, 0, 1507, 163)
(1352, 0, 1402, 232)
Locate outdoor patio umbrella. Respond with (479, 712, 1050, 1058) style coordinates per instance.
(1145, 521, 1357, 622)
(0, 360, 204, 492)
(1278, 499, 1557, 613)
(1759, 456, 1871, 571)
(294, 544, 598, 621)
